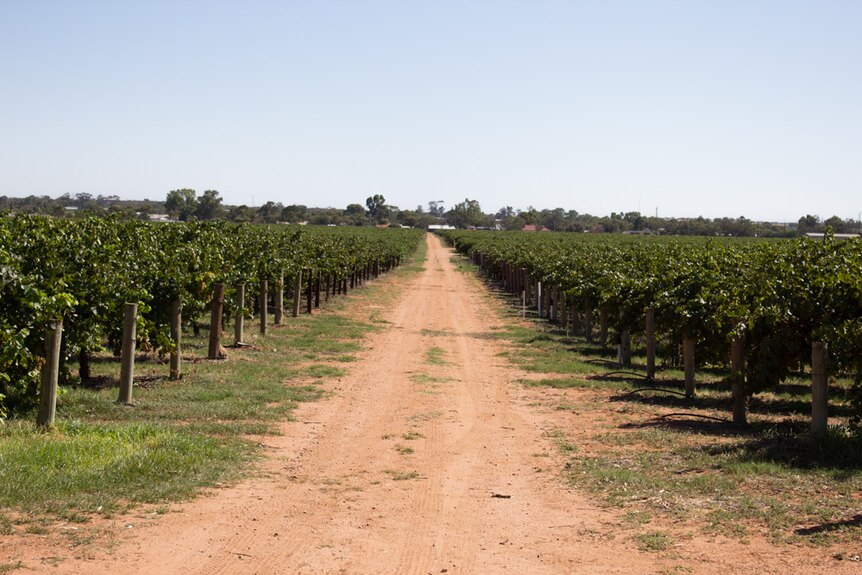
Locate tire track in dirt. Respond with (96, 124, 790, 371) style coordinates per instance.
(37, 234, 661, 575)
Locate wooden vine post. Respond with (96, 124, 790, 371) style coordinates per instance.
(730, 328, 747, 425)
(36, 319, 63, 427)
(645, 307, 656, 380)
(521, 289, 526, 318)
(305, 269, 313, 314)
(118, 302, 138, 404)
(584, 298, 594, 343)
(259, 278, 268, 335)
(536, 281, 543, 315)
(559, 293, 569, 334)
(208, 283, 226, 359)
(274, 273, 284, 325)
(170, 299, 182, 380)
(234, 283, 245, 345)
(570, 298, 579, 336)
(292, 270, 303, 317)
(683, 333, 696, 398)
(811, 341, 829, 435)
(599, 307, 609, 347)
(618, 315, 632, 367)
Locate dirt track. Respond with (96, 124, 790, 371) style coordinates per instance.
(15, 234, 856, 574)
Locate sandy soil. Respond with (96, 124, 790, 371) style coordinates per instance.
(4, 234, 858, 574)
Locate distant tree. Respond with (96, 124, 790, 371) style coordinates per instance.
(281, 204, 308, 223)
(309, 213, 333, 225)
(257, 201, 283, 223)
(107, 204, 137, 219)
(428, 201, 446, 217)
(227, 205, 256, 222)
(519, 207, 539, 225)
(797, 214, 820, 234)
(823, 215, 849, 234)
(398, 209, 434, 229)
(136, 203, 153, 219)
(541, 208, 568, 231)
(501, 215, 525, 231)
(165, 188, 198, 221)
(366, 194, 389, 223)
(447, 198, 486, 228)
(496, 206, 516, 219)
(194, 190, 223, 220)
(345, 203, 365, 216)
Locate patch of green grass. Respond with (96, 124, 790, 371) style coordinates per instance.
(521, 376, 631, 391)
(703, 510, 749, 540)
(592, 429, 678, 448)
(0, 514, 14, 535)
(425, 346, 450, 366)
(634, 530, 671, 552)
(449, 255, 474, 273)
(183, 421, 277, 437)
(544, 428, 577, 454)
(0, 421, 251, 517)
(565, 432, 862, 543)
(622, 510, 653, 527)
(419, 328, 454, 337)
(409, 373, 453, 385)
(402, 431, 424, 440)
(300, 364, 348, 379)
(395, 444, 414, 455)
(399, 234, 428, 273)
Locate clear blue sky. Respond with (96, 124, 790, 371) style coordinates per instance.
(1, 0, 860, 221)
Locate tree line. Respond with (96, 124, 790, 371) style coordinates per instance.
(1, 192, 857, 237)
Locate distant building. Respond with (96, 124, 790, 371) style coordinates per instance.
(522, 224, 551, 232)
(804, 233, 860, 240)
(622, 229, 654, 235)
(428, 224, 456, 230)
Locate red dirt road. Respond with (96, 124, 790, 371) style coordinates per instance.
(7, 234, 856, 574)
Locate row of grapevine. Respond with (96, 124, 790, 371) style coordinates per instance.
(0, 214, 422, 416)
(441, 230, 862, 426)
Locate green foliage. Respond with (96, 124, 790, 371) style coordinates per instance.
(365, 194, 389, 223)
(443, 230, 862, 424)
(0, 215, 423, 415)
(446, 198, 487, 228)
(0, 421, 250, 515)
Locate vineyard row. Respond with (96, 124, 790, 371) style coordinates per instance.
(0, 215, 423, 418)
(441, 230, 862, 428)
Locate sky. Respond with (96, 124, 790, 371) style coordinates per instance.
(1, 0, 860, 222)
